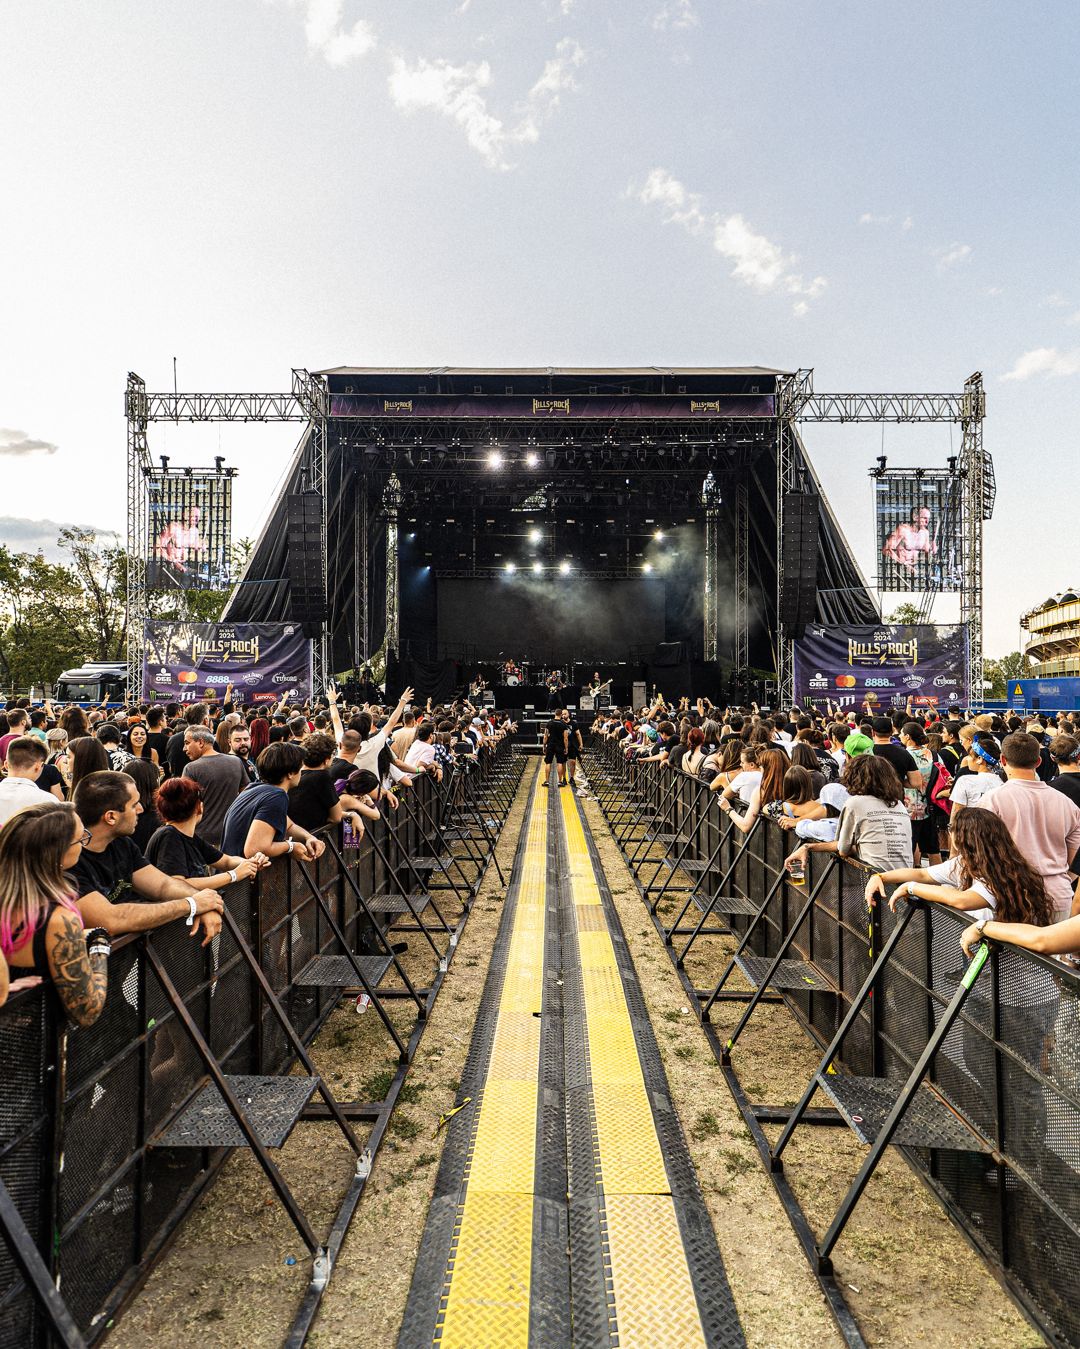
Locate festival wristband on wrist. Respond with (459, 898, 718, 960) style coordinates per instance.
(185, 896, 198, 926)
(84, 927, 111, 957)
(228, 868, 238, 884)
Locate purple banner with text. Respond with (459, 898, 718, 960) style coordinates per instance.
(142, 622, 313, 703)
(794, 623, 969, 712)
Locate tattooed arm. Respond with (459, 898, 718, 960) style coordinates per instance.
(45, 908, 108, 1028)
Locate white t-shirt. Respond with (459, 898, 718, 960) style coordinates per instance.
(925, 857, 995, 923)
(728, 770, 762, 806)
(949, 773, 1003, 809)
(0, 776, 56, 828)
(405, 739, 436, 771)
(353, 730, 387, 778)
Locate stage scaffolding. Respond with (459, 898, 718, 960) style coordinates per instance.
(125, 368, 989, 705)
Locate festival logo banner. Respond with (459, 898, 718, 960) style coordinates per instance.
(794, 623, 969, 711)
(142, 622, 313, 702)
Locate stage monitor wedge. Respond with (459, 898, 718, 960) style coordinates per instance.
(286, 493, 327, 638)
(779, 492, 819, 640)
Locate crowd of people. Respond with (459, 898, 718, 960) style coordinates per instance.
(0, 685, 517, 1023)
(593, 697, 1080, 968)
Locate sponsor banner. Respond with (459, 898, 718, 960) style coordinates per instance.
(329, 394, 775, 420)
(142, 622, 312, 702)
(874, 471, 962, 593)
(794, 623, 969, 711)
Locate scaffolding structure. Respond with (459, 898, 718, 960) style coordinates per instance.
(126, 367, 989, 704)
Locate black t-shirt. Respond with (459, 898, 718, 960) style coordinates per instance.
(939, 743, 962, 774)
(545, 718, 568, 752)
(1051, 774, 1080, 809)
(565, 721, 582, 756)
(873, 743, 917, 786)
(38, 763, 64, 797)
(70, 836, 150, 904)
(165, 730, 189, 779)
(328, 757, 355, 792)
(145, 730, 170, 763)
(146, 825, 223, 879)
(288, 769, 339, 832)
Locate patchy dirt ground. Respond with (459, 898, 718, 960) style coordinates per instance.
(579, 788, 1045, 1349)
(109, 771, 532, 1349)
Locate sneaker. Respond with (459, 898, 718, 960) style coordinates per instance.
(541, 781, 550, 788)
(559, 780, 568, 788)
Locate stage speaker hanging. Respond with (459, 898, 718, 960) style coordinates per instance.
(779, 492, 819, 639)
(286, 493, 327, 637)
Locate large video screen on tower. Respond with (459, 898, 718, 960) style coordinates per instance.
(146, 472, 233, 590)
(874, 471, 962, 592)
(436, 577, 666, 664)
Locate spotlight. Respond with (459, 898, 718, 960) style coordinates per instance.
(559, 560, 571, 575)
(532, 561, 543, 574)
(529, 527, 542, 544)
(654, 529, 664, 541)
(505, 561, 516, 574)
(642, 562, 653, 574)
(487, 449, 504, 468)
(525, 451, 539, 467)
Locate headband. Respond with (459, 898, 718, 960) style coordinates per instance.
(972, 740, 999, 770)
(1053, 743, 1080, 764)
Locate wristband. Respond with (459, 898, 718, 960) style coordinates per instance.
(287, 839, 295, 854)
(185, 896, 198, 926)
(228, 868, 238, 884)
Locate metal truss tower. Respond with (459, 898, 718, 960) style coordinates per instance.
(702, 474, 721, 662)
(125, 373, 151, 699)
(959, 372, 990, 704)
(734, 481, 749, 675)
(382, 475, 403, 659)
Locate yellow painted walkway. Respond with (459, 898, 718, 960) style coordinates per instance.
(406, 766, 736, 1347)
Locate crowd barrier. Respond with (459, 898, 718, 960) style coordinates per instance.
(0, 746, 520, 1349)
(589, 742, 1080, 1347)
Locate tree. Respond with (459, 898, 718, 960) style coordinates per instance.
(0, 546, 87, 691)
(984, 651, 1029, 700)
(885, 602, 922, 625)
(58, 528, 127, 661)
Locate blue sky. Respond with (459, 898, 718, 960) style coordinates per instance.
(2, 0, 1078, 657)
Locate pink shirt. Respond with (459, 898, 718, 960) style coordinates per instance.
(983, 778, 1080, 919)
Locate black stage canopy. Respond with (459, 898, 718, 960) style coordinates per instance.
(223, 366, 877, 692)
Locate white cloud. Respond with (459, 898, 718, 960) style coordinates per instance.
(1067, 310, 1080, 326)
(901, 215, 914, 231)
(0, 427, 58, 456)
(936, 241, 972, 270)
(388, 38, 584, 169)
(1043, 292, 1069, 309)
(1002, 347, 1080, 381)
(858, 212, 892, 225)
(281, 0, 376, 66)
(635, 168, 826, 313)
(986, 285, 1004, 297)
(652, 0, 698, 29)
(559, 0, 576, 11)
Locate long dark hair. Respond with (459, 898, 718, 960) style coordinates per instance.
(782, 765, 817, 806)
(950, 808, 1053, 926)
(69, 737, 110, 795)
(790, 742, 819, 772)
(757, 749, 788, 806)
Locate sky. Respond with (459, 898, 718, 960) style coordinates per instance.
(2, 0, 1078, 658)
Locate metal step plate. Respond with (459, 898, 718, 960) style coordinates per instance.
(295, 954, 393, 987)
(693, 894, 760, 917)
(155, 1074, 320, 1149)
(733, 954, 831, 992)
(368, 892, 432, 915)
(816, 1073, 990, 1153)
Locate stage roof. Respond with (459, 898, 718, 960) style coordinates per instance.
(315, 366, 792, 377)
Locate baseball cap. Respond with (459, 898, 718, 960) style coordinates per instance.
(843, 732, 874, 758)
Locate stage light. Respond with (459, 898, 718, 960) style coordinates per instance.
(559, 560, 571, 575)
(654, 529, 665, 541)
(532, 561, 543, 574)
(525, 452, 539, 467)
(529, 527, 542, 543)
(642, 562, 653, 573)
(505, 561, 516, 574)
(487, 449, 504, 468)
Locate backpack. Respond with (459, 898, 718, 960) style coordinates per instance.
(926, 758, 954, 816)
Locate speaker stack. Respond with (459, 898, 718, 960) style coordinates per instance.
(779, 492, 819, 640)
(286, 493, 326, 638)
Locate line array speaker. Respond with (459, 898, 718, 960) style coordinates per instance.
(286, 493, 327, 637)
(779, 492, 819, 639)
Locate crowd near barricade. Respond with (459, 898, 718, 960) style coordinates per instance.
(0, 750, 515, 1349)
(591, 742, 1080, 1347)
